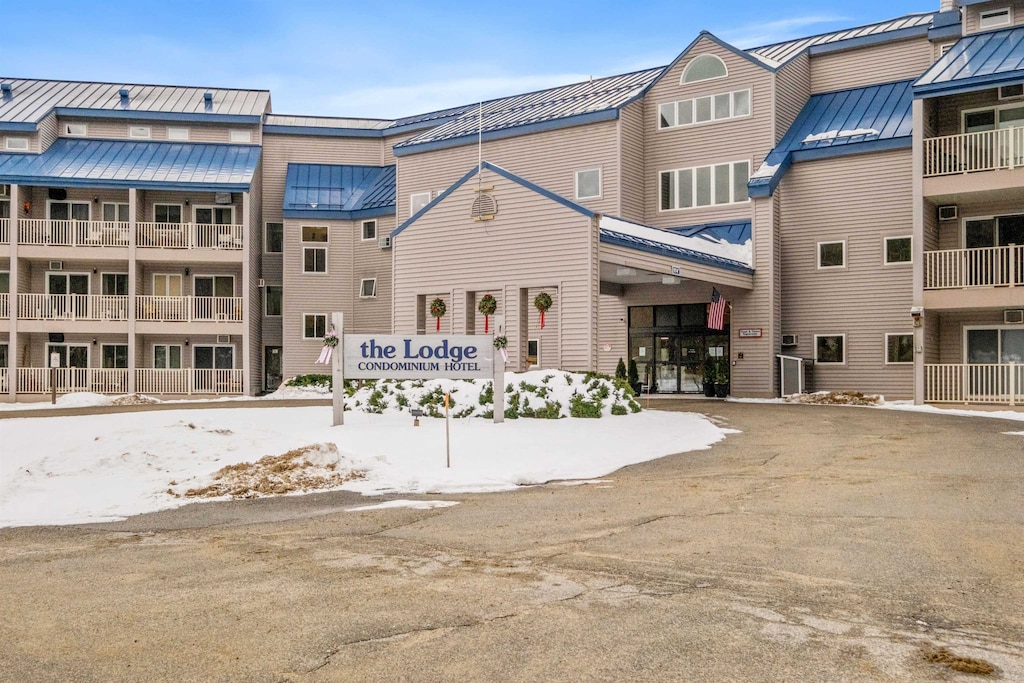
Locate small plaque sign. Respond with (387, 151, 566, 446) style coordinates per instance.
(671, 266, 681, 276)
(738, 328, 763, 338)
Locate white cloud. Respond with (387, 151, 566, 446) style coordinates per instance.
(718, 15, 848, 49)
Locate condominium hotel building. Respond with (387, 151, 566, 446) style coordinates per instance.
(2, 0, 1022, 404)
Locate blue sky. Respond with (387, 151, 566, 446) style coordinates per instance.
(4, 0, 935, 119)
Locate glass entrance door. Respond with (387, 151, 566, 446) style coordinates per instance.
(47, 343, 89, 390)
(654, 335, 679, 393)
(194, 345, 234, 392)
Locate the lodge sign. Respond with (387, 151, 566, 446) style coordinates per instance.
(344, 334, 494, 380)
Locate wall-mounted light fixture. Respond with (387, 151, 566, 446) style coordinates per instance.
(184, 199, 191, 206)
(93, 196, 99, 204)
(92, 268, 97, 274)
(92, 338, 97, 345)
(184, 267, 190, 276)
(184, 339, 190, 347)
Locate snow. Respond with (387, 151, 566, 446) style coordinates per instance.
(0, 404, 729, 528)
(347, 500, 460, 512)
(802, 128, 879, 143)
(600, 216, 752, 267)
(750, 162, 781, 179)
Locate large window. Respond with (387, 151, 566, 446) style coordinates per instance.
(681, 54, 727, 83)
(815, 334, 845, 364)
(154, 344, 183, 369)
(101, 273, 128, 296)
(303, 313, 327, 339)
(194, 206, 234, 225)
(575, 169, 601, 199)
(886, 334, 914, 364)
(818, 241, 846, 269)
(884, 236, 912, 264)
(658, 89, 750, 129)
(660, 161, 749, 210)
(102, 202, 129, 222)
(154, 204, 182, 223)
(101, 344, 128, 369)
(302, 225, 328, 273)
(265, 286, 282, 316)
(265, 222, 283, 253)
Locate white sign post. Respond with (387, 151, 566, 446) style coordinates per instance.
(492, 315, 505, 424)
(332, 312, 344, 426)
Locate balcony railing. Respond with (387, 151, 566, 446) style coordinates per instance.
(924, 245, 1024, 289)
(925, 363, 1024, 404)
(136, 368, 244, 395)
(16, 368, 129, 394)
(924, 127, 1024, 177)
(18, 219, 130, 247)
(16, 294, 129, 321)
(0, 217, 9, 245)
(0, 367, 7, 393)
(0, 293, 8, 319)
(137, 222, 243, 250)
(136, 296, 243, 322)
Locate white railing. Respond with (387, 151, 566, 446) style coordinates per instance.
(924, 245, 1024, 289)
(17, 219, 130, 247)
(136, 222, 243, 250)
(0, 293, 7, 319)
(135, 296, 243, 322)
(16, 294, 129, 321)
(15, 368, 129, 394)
(925, 363, 1024, 404)
(135, 368, 244, 395)
(924, 127, 1024, 177)
(0, 217, 9, 245)
(0, 367, 6, 393)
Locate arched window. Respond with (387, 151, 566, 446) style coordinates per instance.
(681, 54, 728, 83)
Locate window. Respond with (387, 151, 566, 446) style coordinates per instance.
(0, 271, 8, 294)
(101, 273, 128, 296)
(265, 285, 282, 316)
(153, 273, 183, 297)
(194, 206, 234, 225)
(154, 204, 182, 223)
(361, 219, 377, 241)
(359, 278, 377, 298)
(658, 89, 750, 129)
(101, 344, 128, 369)
(660, 161, 749, 210)
(303, 314, 327, 339)
(64, 123, 87, 136)
(265, 222, 283, 252)
(884, 236, 912, 264)
(886, 333, 914, 364)
(575, 168, 601, 199)
(979, 7, 1011, 29)
(194, 275, 234, 297)
(167, 127, 189, 141)
(818, 241, 846, 269)
(410, 192, 431, 215)
(302, 225, 328, 273)
(154, 344, 182, 369)
(128, 126, 151, 139)
(815, 335, 845, 364)
(4, 137, 29, 151)
(0, 200, 9, 219)
(102, 202, 129, 222)
(682, 55, 728, 83)
(229, 130, 252, 143)
(48, 200, 90, 221)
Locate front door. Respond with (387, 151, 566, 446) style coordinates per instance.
(47, 272, 90, 318)
(264, 346, 282, 391)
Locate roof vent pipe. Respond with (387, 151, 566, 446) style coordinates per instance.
(203, 92, 213, 110)
(118, 88, 130, 107)
(1, 83, 11, 98)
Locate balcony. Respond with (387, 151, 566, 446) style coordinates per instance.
(17, 294, 129, 321)
(923, 245, 1024, 309)
(18, 219, 129, 247)
(16, 367, 130, 394)
(137, 222, 243, 250)
(136, 296, 243, 323)
(926, 363, 1024, 405)
(924, 127, 1024, 177)
(0, 217, 9, 245)
(0, 367, 6, 393)
(135, 368, 244, 395)
(0, 293, 8, 319)
(12, 367, 245, 395)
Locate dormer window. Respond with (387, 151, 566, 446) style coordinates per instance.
(64, 123, 87, 136)
(129, 126, 151, 139)
(4, 137, 29, 151)
(979, 7, 1011, 29)
(229, 130, 252, 143)
(681, 54, 728, 84)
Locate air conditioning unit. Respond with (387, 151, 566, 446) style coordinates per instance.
(0, 184, 9, 197)
(257, 278, 266, 288)
(1005, 309, 1024, 324)
(214, 192, 232, 205)
(781, 334, 798, 347)
(378, 236, 392, 249)
(999, 84, 1024, 100)
(938, 205, 958, 221)
(216, 335, 232, 343)
(48, 260, 64, 270)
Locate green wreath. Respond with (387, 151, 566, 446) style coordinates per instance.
(430, 297, 446, 331)
(534, 292, 552, 329)
(478, 294, 497, 316)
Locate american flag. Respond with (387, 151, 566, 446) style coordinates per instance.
(708, 287, 726, 330)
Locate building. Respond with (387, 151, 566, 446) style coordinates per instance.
(1, 0, 1021, 405)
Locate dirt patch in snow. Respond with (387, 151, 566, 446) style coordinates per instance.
(785, 391, 883, 406)
(922, 646, 996, 675)
(111, 394, 161, 406)
(172, 443, 365, 500)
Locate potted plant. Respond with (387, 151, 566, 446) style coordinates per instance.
(702, 356, 717, 397)
(714, 357, 730, 398)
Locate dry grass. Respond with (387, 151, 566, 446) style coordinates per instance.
(785, 391, 883, 406)
(111, 394, 161, 406)
(170, 443, 365, 500)
(922, 647, 996, 675)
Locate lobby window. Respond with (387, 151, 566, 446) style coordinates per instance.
(815, 335, 845, 364)
(303, 313, 327, 339)
(302, 226, 328, 273)
(886, 333, 914, 364)
(818, 241, 846, 269)
(575, 168, 601, 199)
(884, 236, 912, 264)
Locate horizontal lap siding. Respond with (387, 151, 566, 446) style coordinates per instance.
(393, 175, 595, 371)
(56, 119, 261, 144)
(936, 310, 1005, 363)
(779, 149, 914, 398)
(619, 101, 645, 222)
(643, 38, 774, 228)
(352, 215, 394, 333)
(809, 38, 933, 93)
(965, 1, 1024, 33)
(246, 166, 263, 392)
(774, 53, 810, 143)
(37, 112, 58, 152)
(396, 120, 620, 226)
(937, 196, 1024, 250)
(933, 89, 999, 137)
(597, 294, 627, 375)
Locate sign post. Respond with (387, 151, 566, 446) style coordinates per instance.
(493, 315, 505, 423)
(49, 352, 60, 405)
(332, 312, 344, 426)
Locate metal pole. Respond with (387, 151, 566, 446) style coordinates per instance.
(445, 392, 450, 468)
(50, 366, 56, 405)
(332, 312, 344, 426)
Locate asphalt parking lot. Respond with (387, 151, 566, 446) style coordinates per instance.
(1, 401, 1022, 682)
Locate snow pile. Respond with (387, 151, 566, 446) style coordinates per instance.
(802, 128, 879, 144)
(785, 391, 883, 406)
(750, 161, 781, 179)
(600, 216, 752, 267)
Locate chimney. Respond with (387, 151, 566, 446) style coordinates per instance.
(940, 0, 956, 12)
(118, 88, 130, 107)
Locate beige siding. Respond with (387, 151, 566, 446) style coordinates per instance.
(393, 173, 597, 372)
(932, 88, 1000, 137)
(37, 112, 59, 152)
(936, 195, 1024, 250)
(618, 100, 645, 222)
(396, 120, 620, 225)
(778, 149, 915, 398)
(2, 132, 39, 154)
(246, 166, 263, 392)
(935, 310, 1007, 362)
(643, 36, 775, 228)
(809, 38, 934, 93)
(55, 118, 262, 145)
(964, 0, 1024, 33)
(382, 133, 409, 166)
(773, 53, 810, 143)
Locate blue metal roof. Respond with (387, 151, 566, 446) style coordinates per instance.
(749, 80, 914, 197)
(668, 220, 751, 245)
(914, 26, 1024, 98)
(598, 227, 753, 275)
(283, 163, 396, 220)
(393, 68, 663, 155)
(0, 138, 260, 190)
